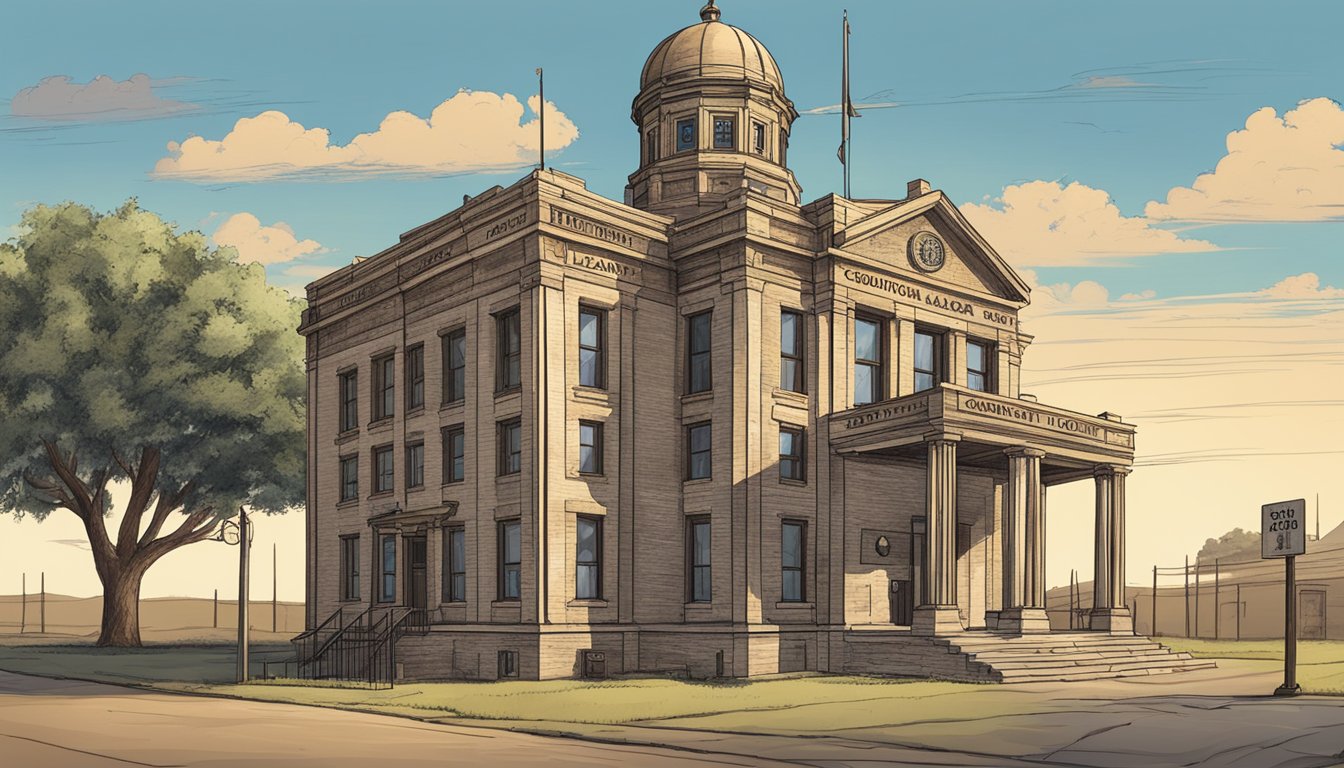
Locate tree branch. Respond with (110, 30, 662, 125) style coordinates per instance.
(22, 471, 78, 513)
(115, 446, 160, 560)
(138, 504, 217, 566)
(42, 439, 114, 563)
(138, 479, 194, 549)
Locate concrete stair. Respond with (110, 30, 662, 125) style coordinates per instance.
(943, 632, 1215, 683)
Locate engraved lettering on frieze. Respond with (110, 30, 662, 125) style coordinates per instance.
(840, 267, 1016, 328)
(485, 211, 529, 241)
(842, 399, 928, 430)
(550, 208, 647, 252)
(566, 249, 638, 279)
(960, 396, 1107, 441)
(403, 244, 452, 278)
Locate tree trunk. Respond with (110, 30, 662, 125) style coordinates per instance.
(97, 567, 144, 647)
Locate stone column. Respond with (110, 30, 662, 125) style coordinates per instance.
(998, 447, 1050, 633)
(913, 433, 963, 635)
(1090, 464, 1132, 633)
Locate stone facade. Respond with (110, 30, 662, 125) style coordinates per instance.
(298, 4, 1136, 681)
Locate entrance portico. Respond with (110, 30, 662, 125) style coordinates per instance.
(831, 384, 1136, 636)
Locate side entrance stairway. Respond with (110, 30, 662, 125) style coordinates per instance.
(842, 630, 1214, 683)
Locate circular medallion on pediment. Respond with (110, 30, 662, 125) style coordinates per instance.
(909, 231, 946, 273)
(875, 535, 891, 557)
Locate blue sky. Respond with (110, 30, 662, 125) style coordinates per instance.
(2, 0, 1340, 297)
(1, 0, 1342, 598)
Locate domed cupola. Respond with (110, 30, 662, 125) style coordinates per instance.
(627, 1, 801, 220)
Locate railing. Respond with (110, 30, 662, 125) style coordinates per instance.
(275, 605, 431, 689)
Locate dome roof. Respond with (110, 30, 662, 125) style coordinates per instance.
(640, 2, 784, 93)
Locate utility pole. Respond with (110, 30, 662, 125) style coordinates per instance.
(1184, 555, 1191, 638)
(1236, 583, 1242, 641)
(40, 572, 45, 634)
(1194, 557, 1200, 639)
(20, 573, 25, 634)
(1151, 565, 1158, 637)
(272, 542, 278, 633)
(1214, 559, 1221, 640)
(213, 588, 218, 629)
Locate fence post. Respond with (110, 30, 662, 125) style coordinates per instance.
(213, 589, 218, 629)
(272, 543, 278, 633)
(40, 572, 45, 634)
(1184, 555, 1191, 638)
(1236, 583, 1242, 641)
(1214, 559, 1221, 641)
(20, 573, 25, 634)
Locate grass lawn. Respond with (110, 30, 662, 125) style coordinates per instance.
(0, 642, 292, 685)
(1160, 638, 1344, 693)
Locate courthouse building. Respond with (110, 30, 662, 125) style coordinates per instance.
(298, 2, 1202, 682)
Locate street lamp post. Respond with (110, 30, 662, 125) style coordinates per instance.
(214, 506, 253, 684)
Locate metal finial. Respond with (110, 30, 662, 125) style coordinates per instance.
(700, 1, 721, 22)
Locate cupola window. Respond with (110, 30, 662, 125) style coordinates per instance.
(713, 116, 736, 149)
(676, 118, 697, 152)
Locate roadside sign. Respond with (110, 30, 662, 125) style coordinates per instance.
(1262, 499, 1307, 559)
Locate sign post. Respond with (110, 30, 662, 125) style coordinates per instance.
(1262, 498, 1306, 697)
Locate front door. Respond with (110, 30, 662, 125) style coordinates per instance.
(406, 536, 427, 610)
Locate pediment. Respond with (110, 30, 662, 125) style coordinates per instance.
(836, 193, 1030, 304)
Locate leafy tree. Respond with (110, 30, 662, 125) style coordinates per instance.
(0, 201, 304, 646)
(1197, 528, 1261, 562)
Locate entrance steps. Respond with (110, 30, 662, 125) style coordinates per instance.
(841, 630, 1214, 683)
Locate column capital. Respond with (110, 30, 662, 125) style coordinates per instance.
(1093, 463, 1131, 478)
(1004, 446, 1046, 459)
(923, 430, 963, 445)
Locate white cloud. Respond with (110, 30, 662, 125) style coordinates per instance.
(153, 90, 579, 181)
(10, 74, 194, 121)
(210, 213, 324, 266)
(1258, 272, 1344, 299)
(1120, 289, 1157, 301)
(961, 180, 1218, 267)
(1145, 97, 1344, 222)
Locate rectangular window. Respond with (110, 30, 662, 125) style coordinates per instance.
(645, 126, 660, 164)
(687, 517, 711, 603)
(405, 344, 424, 410)
(914, 329, 943, 393)
(752, 121, 766, 154)
(575, 515, 602, 600)
(442, 424, 465, 484)
(578, 306, 606, 388)
(498, 520, 521, 600)
(686, 422, 712, 481)
(967, 339, 993, 393)
(373, 445, 394, 493)
(496, 308, 521, 391)
(780, 310, 805, 393)
(379, 534, 396, 603)
(854, 315, 884, 405)
(338, 370, 358, 432)
(676, 117, 696, 152)
(781, 521, 806, 602)
(498, 649, 519, 678)
(443, 328, 466, 404)
(779, 127, 788, 166)
(713, 116, 735, 149)
(498, 418, 522, 476)
(686, 311, 712, 394)
(340, 535, 360, 601)
(372, 354, 395, 421)
(339, 455, 358, 502)
(405, 442, 424, 488)
(779, 426, 805, 482)
(443, 527, 466, 603)
(578, 421, 603, 475)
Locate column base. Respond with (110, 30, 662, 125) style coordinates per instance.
(1089, 608, 1133, 634)
(912, 606, 964, 636)
(995, 608, 1052, 635)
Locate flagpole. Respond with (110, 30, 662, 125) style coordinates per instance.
(536, 67, 545, 172)
(842, 10, 850, 198)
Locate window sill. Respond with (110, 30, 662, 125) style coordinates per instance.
(406, 484, 425, 492)
(566, 599, 609, 608)
(494, 386, 522, 400)
(441, 481, 465, 489)
(336, 498, 360, 509)
(439, 399, 465, 414)
(775, 601, 815, 609)
(684, 601, 713, 609)
(572, 386, 611, 405)
(335, 428, 360, 445)
(406, 405, 425, 418)
(367, 491, 395, 500)
(490, 600, 521, 608)
(772, 388, 808, 406)
(576, 472, 607, 482)
(778, 477, 807, 487)
(367, 418, 393, 434)
(683, 478, 713, 487)
(681, 391, 713, 405)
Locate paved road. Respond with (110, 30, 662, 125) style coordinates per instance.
(4, 668, 1343, 768)
(0, 671, 792, 768)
